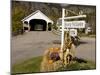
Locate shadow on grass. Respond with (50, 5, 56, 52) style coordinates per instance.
(73, 57, 87, 63)
(57, 57, 96, 71)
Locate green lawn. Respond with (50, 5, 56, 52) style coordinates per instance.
(57, 58, 96, 71)
(12, 56, 96, 74)
(12, 56, 43, 74)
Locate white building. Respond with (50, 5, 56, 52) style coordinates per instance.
(21, 10, 53, 31)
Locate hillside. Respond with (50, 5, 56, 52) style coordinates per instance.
(12, 1, 96, 35)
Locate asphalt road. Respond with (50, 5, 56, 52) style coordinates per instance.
(11, 31, 60, 65)
(75, 37, 96, 62)
(11, 31, 96, 65)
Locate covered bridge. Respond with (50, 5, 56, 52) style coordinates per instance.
(21, 10, 53, 31)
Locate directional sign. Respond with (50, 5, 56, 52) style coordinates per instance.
(59, 15, 86, 20)
(59, 28, 77, 36)
(64, 20, 85, 28)
(69, 29, 77, 36)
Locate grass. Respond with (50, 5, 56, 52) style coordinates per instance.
(12, 56, 43, 74)
(57, 57, 96, 71)
(12, 56, 96, 75)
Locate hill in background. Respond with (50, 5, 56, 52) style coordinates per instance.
(12, 1, 96, 35)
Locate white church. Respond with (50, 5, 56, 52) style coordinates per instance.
(21, 10, 53, 31)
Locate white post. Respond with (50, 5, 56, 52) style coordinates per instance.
(28, 23, 30, 31)
(61, 8, 65, 52)
(46, 22, 48, 31)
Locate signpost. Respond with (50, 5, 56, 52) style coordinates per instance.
(59, 8, 65, 60)
(61, 8, 65, 53)
(60, 8, 86, 61)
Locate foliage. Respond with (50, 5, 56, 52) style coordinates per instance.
(12, 1, 96, 35)
(12, 5, 25, 35)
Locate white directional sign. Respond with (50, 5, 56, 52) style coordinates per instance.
(59, 15, 86, 20)
(69, 29, 77, 36)
(64, 20, 85, 28)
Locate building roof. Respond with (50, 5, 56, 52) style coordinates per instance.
(21, 10, 53, 24)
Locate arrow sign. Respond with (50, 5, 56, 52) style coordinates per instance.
(59, 15, 86, 20)
(64, 20, 85, 28)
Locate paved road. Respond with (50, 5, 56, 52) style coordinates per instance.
(11, 31, 61, 65)
(11, 31, 96, 65)
(75, 37, 96, 62)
